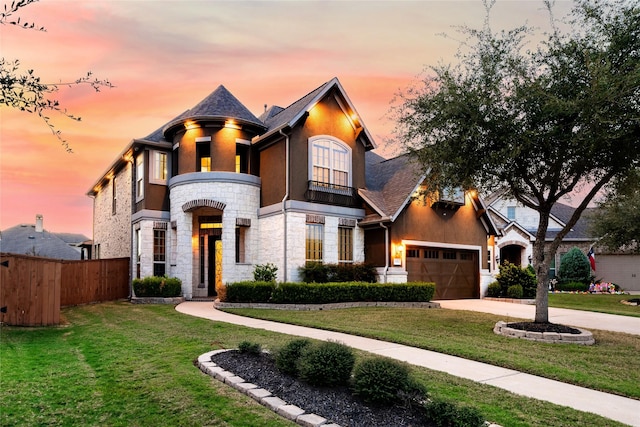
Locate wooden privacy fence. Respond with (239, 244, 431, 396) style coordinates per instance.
(0, 253, 130, 326)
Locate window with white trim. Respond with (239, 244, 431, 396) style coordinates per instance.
(309, 137, 351, 188)
(135, 154, 144, 201)
(150, 151, 168, 184)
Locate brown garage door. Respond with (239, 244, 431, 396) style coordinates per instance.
(406, 246, 479, 299)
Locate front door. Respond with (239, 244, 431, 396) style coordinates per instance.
(207, 236, 221, 297)
(199, 216, 222, 297)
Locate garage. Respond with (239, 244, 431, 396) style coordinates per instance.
(406, 246, 479, 299)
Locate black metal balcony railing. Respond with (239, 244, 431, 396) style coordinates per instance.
(305, 180, 359, 207)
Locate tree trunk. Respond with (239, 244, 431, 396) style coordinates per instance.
(534, 209, 552, 323)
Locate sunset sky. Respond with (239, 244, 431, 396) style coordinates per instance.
(0, 0, 574, 238)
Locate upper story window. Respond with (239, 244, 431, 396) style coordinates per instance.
(309, 136, 351, 188)
(197, 141, 211, 172)
(135, 154, 144, 201)
(150, 151, 168, 185)
(507, 206, 516, 221)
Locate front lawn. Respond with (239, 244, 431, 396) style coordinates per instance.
(0, 302, 626, 427)
(224, 306, 640, 400)
(549, 293, 640, 317)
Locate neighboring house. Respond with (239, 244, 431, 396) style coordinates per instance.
(89, 77, 497, 299)
(0, 215, 90, 260)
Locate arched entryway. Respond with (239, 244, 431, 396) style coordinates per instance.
(500, 244, 524, 267)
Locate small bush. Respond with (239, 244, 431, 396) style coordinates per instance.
(352, 357, 415, 406)
(237, 341, 262, 355)
(132, 276, 181, 297)
(486, 281, 501, 298)
(506, 284, 523, 299)
(253, 263, 278, 282)
(558, 247, 591, 284)
(424, 398, 485, 427)
(297, 341, 355, 387)
(496, 262, 536, 298)
(275, 339, 312, 376)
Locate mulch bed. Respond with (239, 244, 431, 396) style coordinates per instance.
(506, 322, 581, 334)
(211, 350, 433, 427)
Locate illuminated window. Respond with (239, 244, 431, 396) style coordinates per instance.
(197, 142, 211, 172)
(235, 144, 249, 173)
(150, 151, 168, 183)
(135, 154, 144, 201)
(338, 227, 353, 263)
(306, 224, 324, 262)
(309, 137, 351, 187)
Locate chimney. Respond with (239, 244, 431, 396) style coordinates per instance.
(35, 214, 43, 233)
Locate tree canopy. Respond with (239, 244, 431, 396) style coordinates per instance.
(0, 0, 113, 152)
(393, 0, 640, 322)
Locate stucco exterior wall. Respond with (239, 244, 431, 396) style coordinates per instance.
(92, 163, 132, 259)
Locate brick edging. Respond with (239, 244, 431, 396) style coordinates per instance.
(213, 300, 440, 310)
(493, 321, 595, 345)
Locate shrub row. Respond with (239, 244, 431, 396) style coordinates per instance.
(222, 281, 436, 304)
(272, 338, 483, 425)
(132, 276, 181, 297)
(299, 262, 377, 283)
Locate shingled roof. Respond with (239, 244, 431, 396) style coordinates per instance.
(360, 153, 424, 222)
(0, 224, 88, 260)
(162, 85, 266, 136)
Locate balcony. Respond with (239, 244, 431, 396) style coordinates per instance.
(305, 180, 359, 207)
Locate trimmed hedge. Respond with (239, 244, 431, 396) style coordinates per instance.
(132, 276, 181, 297)
(224, 281, 277, 303)
(220, 281, 435, 304)
(299, 262, 377, 283)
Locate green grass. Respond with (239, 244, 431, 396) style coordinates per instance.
(549, 293, 640, 317)
(224, 306, 640, 400)
(0, 302, 627, 427)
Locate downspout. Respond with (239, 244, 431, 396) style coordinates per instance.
(380, 222, 389, 283)
(279, 129, 290, 282)
(127, 153, 135, 300)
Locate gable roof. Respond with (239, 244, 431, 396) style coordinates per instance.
(360, 153, 423, 222)
(163, 85, 266, 136)
(255, 77, 376, 150)
(0, 224, 88, 260)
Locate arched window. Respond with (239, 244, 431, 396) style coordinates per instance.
(309, 136, 351, 188)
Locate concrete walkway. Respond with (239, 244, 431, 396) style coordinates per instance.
(176, 302, 640, 427)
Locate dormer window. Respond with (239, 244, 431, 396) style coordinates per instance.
(309, 136, 351, 187)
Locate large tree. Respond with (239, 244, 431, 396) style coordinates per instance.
(588, 170, 640, 253)
(1, 0, 112, 152)
(394, 0, 639, 323)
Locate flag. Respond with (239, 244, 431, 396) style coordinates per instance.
(587, 247, 596, 271)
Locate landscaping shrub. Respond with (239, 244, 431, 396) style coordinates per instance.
(424, 398, 485, 427)
(556, 281, 590, 292)
(558, 247, 591, 285)
(223, 281, 276, 303)
(299, 262, 377, 283)
(507, 284, 523, 299)
(496, 262, 536, 298)
(132, 276, 181, 297)
(486, 281, 501, 298)
(253, 263, 278, 282)
(269, 282, 435, 304)
(297, 341, 355, 387)
(275, 339, 312, 376)
(351, 357, 415, 406)
(237, 341, 262, 355)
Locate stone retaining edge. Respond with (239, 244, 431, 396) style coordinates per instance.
(131, 296, 185, 305)
(196, 350, 502, 427)
(493, 321, 595, 345)
(214, 300, 440, 311)
(196, 349, 340, 427)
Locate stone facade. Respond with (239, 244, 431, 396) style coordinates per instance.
(92, 163, 132, 260)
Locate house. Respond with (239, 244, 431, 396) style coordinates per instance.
(88, 78, 497, 299)
(0, 215, 90, 260)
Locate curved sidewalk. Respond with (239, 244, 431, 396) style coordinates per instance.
(176, 302, 639, 426)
